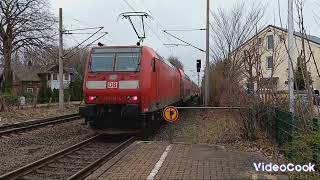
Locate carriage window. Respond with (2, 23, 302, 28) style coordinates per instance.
(115, 53, 140, 72)
(90, 53, 114, 72)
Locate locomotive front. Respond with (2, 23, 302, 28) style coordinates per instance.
(81, 46, 143, 128)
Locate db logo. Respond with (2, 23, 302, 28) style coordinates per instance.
(107, 82, 118, 88)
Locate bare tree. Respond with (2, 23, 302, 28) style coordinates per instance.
(64, 47, 89, 79)
(21, 45, 58, 66)
(0, 0, 56, 93)
(168, 56, 184, 70)
(210, 1, 265, 78)
(295, 0, 314, 118)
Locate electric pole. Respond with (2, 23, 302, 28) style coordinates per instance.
(59, 8, 64, 110)
(205, 0, 210, 106)
(198, 72, 200, 87)
(288, 0, 294, 113)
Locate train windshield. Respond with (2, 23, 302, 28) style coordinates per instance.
(90, 54, 114, 72)
(90, 48, 141, 72)
(115, 53, 140, 72)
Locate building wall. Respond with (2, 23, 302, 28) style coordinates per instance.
(238, 26, 320, 92)
(12, 81, 41, 95)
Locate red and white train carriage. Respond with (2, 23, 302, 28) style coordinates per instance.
(80, 45, 199, 128)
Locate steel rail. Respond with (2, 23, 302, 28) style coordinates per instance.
(0, 113, 80, 136)
(0, 134, 102, 180)
(68, 136, 136, 180)
(0, 134, 136, 180)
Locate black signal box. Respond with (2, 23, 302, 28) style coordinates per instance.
(196, 59, 201, 72)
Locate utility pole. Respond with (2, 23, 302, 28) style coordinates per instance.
(198, 72, 200, 87)
(288, 0, 294, 113)
(59, 8, 64, 110)
(205, 0, 210, 106)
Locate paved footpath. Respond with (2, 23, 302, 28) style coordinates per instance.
(86, 141, 288, 180)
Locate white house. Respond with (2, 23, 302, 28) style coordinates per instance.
(233, 25, 320, 92)
(44, 65, 74, 90)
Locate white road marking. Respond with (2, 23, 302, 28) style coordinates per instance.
(146, 144, 173, 180)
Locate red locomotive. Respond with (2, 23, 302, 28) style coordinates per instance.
(80, 45, 199, 128)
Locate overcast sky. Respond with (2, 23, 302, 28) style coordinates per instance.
(50, 0, 319, 82)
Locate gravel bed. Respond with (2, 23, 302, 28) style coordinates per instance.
(0, 119, 95, 175)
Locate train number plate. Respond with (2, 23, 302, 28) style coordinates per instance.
(107, 82, 118, 88)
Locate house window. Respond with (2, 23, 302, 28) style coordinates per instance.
(257, 38, 262, 45)
(53, 73, 57, 80)
(267, 35, 274, 50)
(48, 74, 51, 80)
(64, 74, 69, 81)
(26, 88, 33, 93)
(267, 56, 273, 69)
(279, 34, 285, 42)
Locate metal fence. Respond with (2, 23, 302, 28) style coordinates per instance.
(275, 109, 319, 168)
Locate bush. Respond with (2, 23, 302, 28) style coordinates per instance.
(21, 92, 37, 104)
(51, 89, 59, 102)
(49, 88, 70, 102)
(283, 131, 320, 164)
(282, 131, 320, 179)
(37, 86, 52, 103)
(68, 79, 83, 101)
(1, 93, 19, 106)
(37, 85, 81, 103)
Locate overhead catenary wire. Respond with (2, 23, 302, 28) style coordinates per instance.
(122, 0, 173, 52)
(163, 30, 205, 52)
(63, 27, 105, 58)
(139, 2, 175, 44)
(64, 32, 108, 60)
(164, 28, 206, 32)
(64, 26, 104, 32)
(64, 32, 108, 35)
(163, 43, 191, 47)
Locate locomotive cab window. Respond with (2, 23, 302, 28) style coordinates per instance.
(115, 53, 140, 72)
(90, 48, 141, 72)
(90, 54, 114, 72)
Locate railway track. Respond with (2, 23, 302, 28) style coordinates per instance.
(0, 134, 135, 180)
(0, 114, 81, 136)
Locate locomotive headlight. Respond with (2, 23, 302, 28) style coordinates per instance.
(132, 96, 138, 101)
(127, 96, 139, 102)
(88, 96, 97, 102)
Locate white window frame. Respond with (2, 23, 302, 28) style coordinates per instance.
(26, 88, 33, 93)
(266, 35, 274, 50)
(64, 74, 69, 81)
